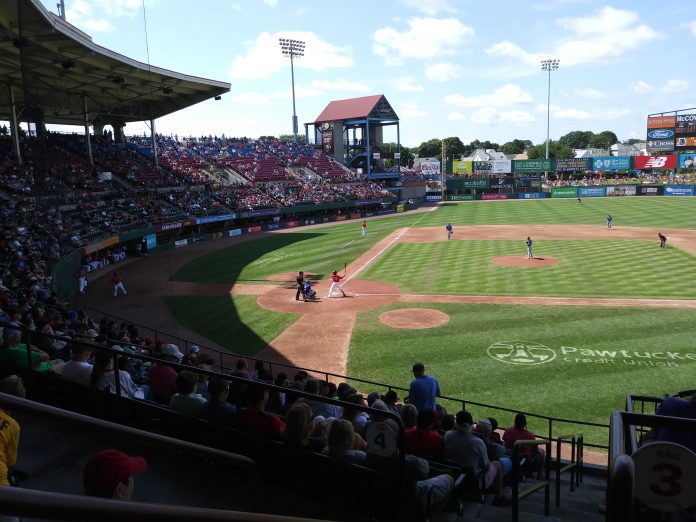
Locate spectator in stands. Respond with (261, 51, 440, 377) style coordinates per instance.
(61, 343, 94, 386)
(169, 370, 207, 417)
(266, 372, 288, 413)
(655, 393, 696, 452)
(401, 404, 418, 430)
(488, 417, 503, 445)
(502, 413, 544, 480)
(239, 385, 285, 439)
(148, 343, 183, 404)
(284, 402, 327, 453)
(341, 393, 369, 437)
(404, 408, 444, 459)
(199, 377, 237, 427)
(251, 360, 273, 383)
(324, 419, 366, 464)
(407, 362, 441, 412)
(444, 410, 510, 505)
(0, 326, 56, 373)
(230, 358, 252, 380)
(383, 389, 400, 417)
(90, 349, 139, 399)
(83, 449, 147, 500)
(0, 375, 25, 488)
(475, 418, 512, 478)
(300, 379, 341, 419)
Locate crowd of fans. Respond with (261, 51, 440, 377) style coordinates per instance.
(545, 172, 696, 187)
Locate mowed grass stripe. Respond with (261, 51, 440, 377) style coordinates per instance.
(348, 302, 696, 447)
(359, 240, 696, 299)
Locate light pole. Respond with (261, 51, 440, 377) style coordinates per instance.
(540, 59, 560, 161)
(279, 38, 305, 141)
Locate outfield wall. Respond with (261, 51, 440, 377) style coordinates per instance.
(447, 184, 696, 200)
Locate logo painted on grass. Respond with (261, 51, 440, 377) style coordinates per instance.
(487, 341, 556, 365)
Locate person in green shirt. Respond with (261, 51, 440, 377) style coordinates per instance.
(0, 327, 54, 372)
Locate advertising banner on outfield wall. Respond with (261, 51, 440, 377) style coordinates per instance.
(606, 186, 637, 197)
(592, 156, 631, 171)
(489, 177, 515, 191)
(425, 195, 442, 201)
(474, 160, 511, 174)
(195, 213, 237, 225)
(555, 158, 592, 171)
(449, 194, 476, 200)
(241, 208, 280, 218)
(512, 159, 553, 173)
(519, 192, 547, 199)
(633, 155, 677, 170)
(481, 193, 509, 200)
(647, 115, 676, 129)
(664, 185, 695, 196)
(420, 161, 441, 177)
(578, 186, 606, 198)
(676, 137, 696, 149)
(461, 178, 489, 188)
(515, 177, 542, 188)
(247, 225, 262, 233)
(174, 239, 188, 248)
(145, 234, 157, 249)
(228, 228, 242, 237)
(425, 180, 442, 193)
(637, 186, 661, 196)
(453, 161, 473, 175)
(679, 154, 696, 169)
(551, 187, 578, 198)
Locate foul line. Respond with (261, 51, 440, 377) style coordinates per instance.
(344, 204, 440, 284)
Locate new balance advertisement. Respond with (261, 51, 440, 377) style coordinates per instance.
(512, 159, 553, 173)
(664, 185, 695, 197)
(679, 154, 696, 169)
(675, 114, 696, 151)
(633, 155, 677, 170)
(592, 156, 631, 171)
(555, 158, 591, 171)
(578, 186, 606, 198)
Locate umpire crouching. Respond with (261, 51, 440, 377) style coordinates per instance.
(295, 271, 306, 301)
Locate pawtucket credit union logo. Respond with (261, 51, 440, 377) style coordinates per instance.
(487, 341, 557, 366)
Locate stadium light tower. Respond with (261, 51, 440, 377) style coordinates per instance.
(540, 58, 560, 161)
(279, 38, 305, 141)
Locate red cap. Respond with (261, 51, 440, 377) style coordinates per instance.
(83, 449, 147, 497)
(144, 336, 153, 344)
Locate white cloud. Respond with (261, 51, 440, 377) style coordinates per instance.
(425, 63, 463, 82)
(310, 79, 370, 93)
(81, 17, 112, 32)
(499, 111, 535, 124)
(470, 108, 497, 125)
(631, 79, 689, 94)
(401, 0, 456, 15)
(445, 84, 533, 108)
(272, 86, 322, 99)
(230, 92, 272, 105)
(229, 31, 353, 80)
(263, 0, 278, 5)
(688, 20, 696, 37)
(448, 112, 466, 121)
(486, 7, 662, 68)
(392, 77, 424, 92)
(569, 88, 607, 100)
(554, 108, 592, 120)
(373, 18, 474, 65)
(402, 102, 427, 119)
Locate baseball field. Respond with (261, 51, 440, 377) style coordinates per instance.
(147, 197, 696, 449)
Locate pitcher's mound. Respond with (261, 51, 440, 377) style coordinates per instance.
(490, 256, 559, 267)
(379, 308, 449, 329)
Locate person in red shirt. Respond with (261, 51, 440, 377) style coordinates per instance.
(239, 385, 285, 439)
(326, 270, 346, 298)
(502, 413, 545, 479)
(404, 408, 444, 459)
(361, 220, 367, 238)
(111, 271, 127, 297)
(148, 344, 183, 404)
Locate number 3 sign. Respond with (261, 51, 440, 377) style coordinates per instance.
(632, 442, 696, 512)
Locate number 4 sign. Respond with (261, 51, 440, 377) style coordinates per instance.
(632, 442, 696, 512)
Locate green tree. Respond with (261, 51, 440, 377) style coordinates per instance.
(442, 136, 466, 156)
(382, 143, 415, 168)
(278, 134, 306, 143)
(558, 131, 594, 149)
(501, 139, 532, 155)
(527, 142, 573, 159)
(417, 138, 442, 158)
(589, 130, 618, 149)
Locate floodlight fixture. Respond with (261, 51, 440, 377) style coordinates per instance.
(278, 38, 306, 140)
(540, 59, 560, 163)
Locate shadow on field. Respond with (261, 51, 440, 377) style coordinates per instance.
(77, 231, 325, 372)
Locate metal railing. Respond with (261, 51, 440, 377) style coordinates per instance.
(554, 434, 583, 507)
(0, 392, 258, 513)
(74, 305, 612, 452)
(511, 439, 552, 522)
(0, 485, 327, 521)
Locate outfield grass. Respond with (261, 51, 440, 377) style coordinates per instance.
(348, 302, 696, 447)
(360, 239, 696, 299)
(163, 295, 299, 355)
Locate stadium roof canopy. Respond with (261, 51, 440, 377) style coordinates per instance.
(0, 0, 230, 127)
(314, 94, 398, 124)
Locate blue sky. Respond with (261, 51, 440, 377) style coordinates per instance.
(38, 0, 696, 147)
